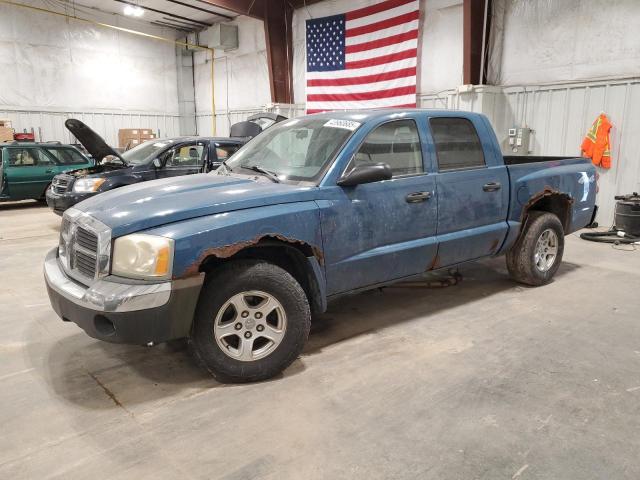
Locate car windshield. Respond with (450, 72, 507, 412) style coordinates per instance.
(120, 140, 175, 165)
(224, 117, 360, 184)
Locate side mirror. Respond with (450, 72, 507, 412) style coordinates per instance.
(152, 157, 162, 169)
(337, 163, 392, 187)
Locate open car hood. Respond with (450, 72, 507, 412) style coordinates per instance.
(65, 119, 125, 163)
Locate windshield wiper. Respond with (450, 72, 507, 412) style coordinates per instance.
(243, 164, 280, 183)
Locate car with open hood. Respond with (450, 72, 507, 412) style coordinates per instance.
(45, 114, 285, 215)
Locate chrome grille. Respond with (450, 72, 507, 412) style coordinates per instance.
(59, 208, 111, 285)
(74, 250, 97, 277)
(72, 227, 98, 278)
(76, 227, 98, 252)
(52, 175, 71, 194)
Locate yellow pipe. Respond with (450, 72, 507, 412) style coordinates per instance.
(210, 49, 217, 136)
(0, 0, 217, 134)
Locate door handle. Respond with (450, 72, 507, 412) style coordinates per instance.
(45, 169, 54, 173)
(483, 182, 502, 192)
(405, 191, 432, 203)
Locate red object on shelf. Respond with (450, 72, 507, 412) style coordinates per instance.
(13, 132, 35, 142)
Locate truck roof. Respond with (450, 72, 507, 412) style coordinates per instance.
(306, 108, 481, 121)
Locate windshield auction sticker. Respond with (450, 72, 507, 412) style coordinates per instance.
(324, 119, 361, 131)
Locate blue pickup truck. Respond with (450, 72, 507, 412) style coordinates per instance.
(44, 109, 597, 383)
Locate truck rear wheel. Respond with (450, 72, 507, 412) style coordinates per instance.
(506, 211, 564, 286)
(190, 260, 311, 383)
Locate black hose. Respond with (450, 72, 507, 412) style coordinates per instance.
(580, 230, 640, 244)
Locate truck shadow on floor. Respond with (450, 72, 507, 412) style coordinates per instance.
(41, 257, 580, 410)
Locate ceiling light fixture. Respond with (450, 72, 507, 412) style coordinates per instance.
(123, 4, 144, 17)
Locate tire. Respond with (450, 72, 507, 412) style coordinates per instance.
(506, 211, 564, 286)
(190, 260, 311, 383)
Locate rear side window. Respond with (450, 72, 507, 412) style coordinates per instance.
(352, 119, 423, 177)
(6, 148, 52, 166)
(45, 148, 87, 165)
(430, 118, 485, 171)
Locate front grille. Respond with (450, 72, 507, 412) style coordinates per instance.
(52, 176, 71, 194)
(76, 227, 98, 251)
(74, 250, 97, 278)
(72, 227, 98, 278)
(60, 211, 111, 283)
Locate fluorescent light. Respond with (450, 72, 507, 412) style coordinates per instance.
(123, 4, 144, 17)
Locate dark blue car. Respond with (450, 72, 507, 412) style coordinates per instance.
(44, 109, 597, 383)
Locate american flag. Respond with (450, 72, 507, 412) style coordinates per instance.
(305, 0, 420, 114)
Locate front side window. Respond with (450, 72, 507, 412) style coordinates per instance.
(225, 117, 358, 184)
(430, 117, 485, 171)
(166, 144, 205, 167)
(349, 120, 423, 177)
(45, 147, 87, 165)
(6, 148, 51, 167)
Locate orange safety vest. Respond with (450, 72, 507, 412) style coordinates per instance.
(581, 113, 612, 169)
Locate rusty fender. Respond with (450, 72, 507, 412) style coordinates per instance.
(177, 233, 324, 279)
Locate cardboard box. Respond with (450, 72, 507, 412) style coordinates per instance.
(0, 127, 15, 143)
(118, 128, 156, 149)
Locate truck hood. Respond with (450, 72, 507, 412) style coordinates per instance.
(76, 173, 318, 237)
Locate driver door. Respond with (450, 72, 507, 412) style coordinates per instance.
(321, 119, 439, 295)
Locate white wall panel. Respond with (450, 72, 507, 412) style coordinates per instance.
(0, 108, 180, 146)
(0, 1, 181, 144)
(488, 0, 640, 86)
(193, 16, 271, 136)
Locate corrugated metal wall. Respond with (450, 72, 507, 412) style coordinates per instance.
(0, 110, 181, 147)
(420, 78, 640, 225)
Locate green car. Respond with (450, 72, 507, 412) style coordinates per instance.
(0, 143, 93, 202)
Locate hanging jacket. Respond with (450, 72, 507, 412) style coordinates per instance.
(581, 113, 612, 169)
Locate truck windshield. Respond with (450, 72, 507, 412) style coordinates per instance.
(121, 140, 175, 165)
(224, 117, 359, 184)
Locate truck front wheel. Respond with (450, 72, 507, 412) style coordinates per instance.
(190, 260, 311, 383)
(506, 211, 565, 286)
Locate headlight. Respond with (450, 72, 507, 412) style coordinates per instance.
(112, 234, 174, 280)
(73, 178, 106, 193)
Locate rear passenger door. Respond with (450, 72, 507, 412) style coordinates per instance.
(4, 147, 56, 199)
(429, 116, 509, 266)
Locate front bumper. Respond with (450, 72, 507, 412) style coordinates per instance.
(44, 248, 204, 345)
(46, 189, 95, 216)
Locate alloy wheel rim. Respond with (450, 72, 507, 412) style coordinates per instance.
(213, 290, 287, 362)
(534, 228, 559, 272)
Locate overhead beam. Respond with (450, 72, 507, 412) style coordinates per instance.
(163, 0, 234, 20)
(113, 0, 213, 26)
(463, 0, 490, 85)
(199, 0, 266, 19)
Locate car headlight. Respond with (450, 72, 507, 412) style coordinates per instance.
(73, 178, 106, 193)
(112, 234, 174, 280)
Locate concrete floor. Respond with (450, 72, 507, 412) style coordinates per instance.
(1, 200, 639, 479)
